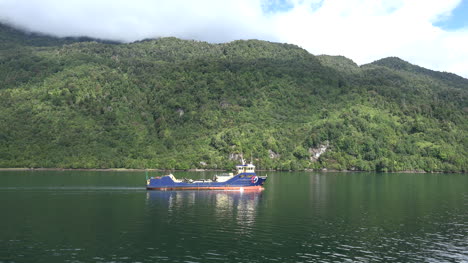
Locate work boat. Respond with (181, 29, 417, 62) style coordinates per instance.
(146, 162, 267, 190)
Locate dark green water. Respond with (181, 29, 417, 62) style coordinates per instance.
(1, 171, 467, 263)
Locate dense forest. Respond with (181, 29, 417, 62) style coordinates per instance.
(0, 23, 467, 172)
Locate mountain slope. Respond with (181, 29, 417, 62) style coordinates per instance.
(0, 23, 466, 172)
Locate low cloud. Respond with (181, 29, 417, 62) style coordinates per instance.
(0, 0, 276, 42)
(1, 0, 467, 77)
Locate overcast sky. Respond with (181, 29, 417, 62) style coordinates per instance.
(1, 0, 468, 78)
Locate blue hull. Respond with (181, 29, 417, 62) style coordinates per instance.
(147, 173, 267, 190)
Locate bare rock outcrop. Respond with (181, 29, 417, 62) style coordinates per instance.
(309, 141, 329, 162)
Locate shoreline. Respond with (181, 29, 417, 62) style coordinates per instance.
(0, 168, 463, 173)
(0, 168, 222, 172)
(0, 168, 229, 172)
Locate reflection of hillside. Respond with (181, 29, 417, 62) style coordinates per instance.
(264, 173, 330, 217)
(309, 174, 328, 214)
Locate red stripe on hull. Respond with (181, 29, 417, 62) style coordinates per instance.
(146, 186, 264, 191)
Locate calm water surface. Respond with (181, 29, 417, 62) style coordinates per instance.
(1, 171, 467, 263)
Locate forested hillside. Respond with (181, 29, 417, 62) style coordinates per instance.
(0, 23, 466, 172)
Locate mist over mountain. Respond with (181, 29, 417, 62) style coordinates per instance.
(0, 23, 466, 172)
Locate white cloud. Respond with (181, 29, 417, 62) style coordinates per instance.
(271, 0, 468, 77)
(0, 0, 467, 78)
(0, 0, 275, 42)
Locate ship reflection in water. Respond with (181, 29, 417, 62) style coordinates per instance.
(146, 190, 263, 231)
(146, 190, 263, 210)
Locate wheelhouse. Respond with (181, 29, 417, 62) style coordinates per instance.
(236, 163, 256, 175)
